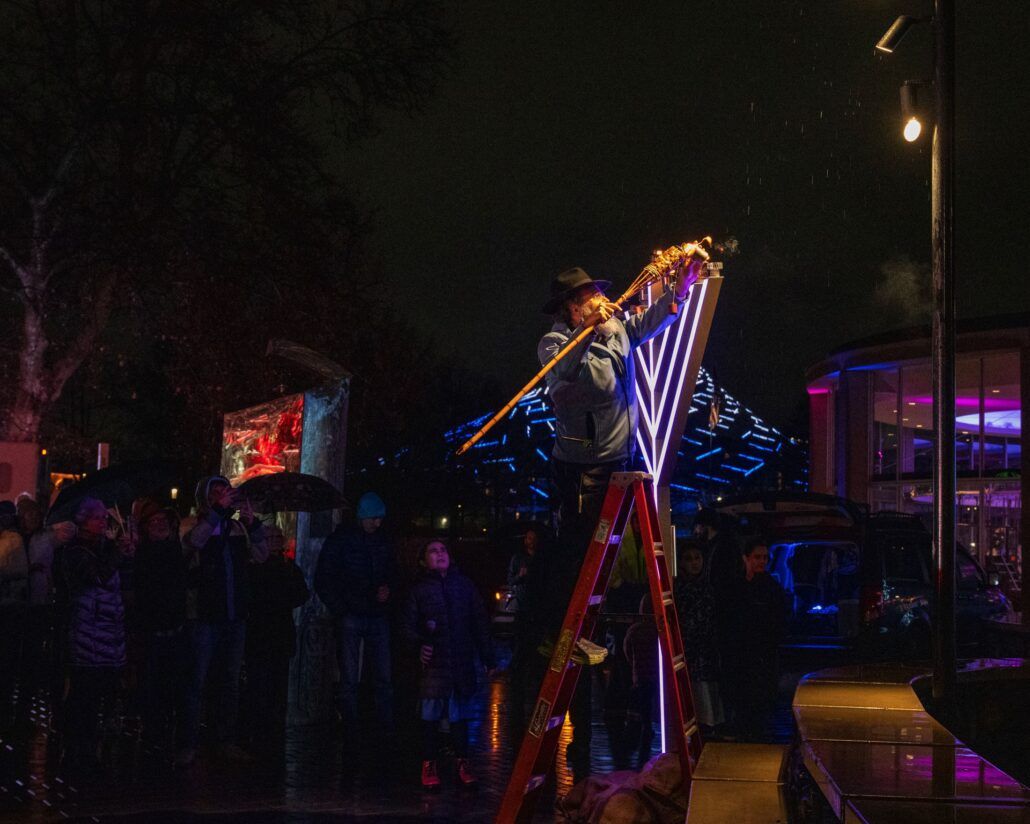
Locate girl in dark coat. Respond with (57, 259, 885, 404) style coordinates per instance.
(400, 539, 496, 789)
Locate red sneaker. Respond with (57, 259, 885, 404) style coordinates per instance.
(457, 757, 478, 786)
(421, 760, 441, 789)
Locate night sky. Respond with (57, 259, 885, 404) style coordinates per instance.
(344, 1, 1029, 429)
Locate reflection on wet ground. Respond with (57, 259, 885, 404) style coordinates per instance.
(1, 672, 610, 824)
(1, 651, 801, 823)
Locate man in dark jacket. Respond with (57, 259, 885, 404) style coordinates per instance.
(180, 475, 268, 766)
(313, 491, 395, 737)
(727, 537, 789, 740)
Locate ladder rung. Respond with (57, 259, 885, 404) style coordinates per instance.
(546, 715, 564, 732)
(609, 533, 622, 544)
(654, 542, 664, 550)
(588, 594, 603, 606)
(525, 773, 547, 793)
(661, 590, 673, 606)
(684, 722, 699, 739)
(653, 548, 665, 557)
(671, 654, 686, 671)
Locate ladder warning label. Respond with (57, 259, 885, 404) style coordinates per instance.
(528, 698, 551, 738)
(550, 629, 573, 672)
(593, 519, 611, 544)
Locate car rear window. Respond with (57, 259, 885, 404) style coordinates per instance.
(770, 542, 860, 600)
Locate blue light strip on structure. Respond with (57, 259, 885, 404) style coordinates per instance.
(695, 472, 731, 484)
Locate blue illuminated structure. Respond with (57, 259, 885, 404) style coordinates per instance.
(442, 366, 807, 524)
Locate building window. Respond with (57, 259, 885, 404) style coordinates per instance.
(982, 480, 1021, 584)
(899, 364, 934, 477)
(982, 352, 1021, 475)
(872, 369, 899, 480)
(955, 358, 982, 475)
(895, 357, 998, 479)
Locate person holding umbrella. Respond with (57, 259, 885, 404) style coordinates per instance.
(179, 475, 268, 767)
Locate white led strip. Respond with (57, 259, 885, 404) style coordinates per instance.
(631, 275, 717, 756)
(634, 279, 710, 483)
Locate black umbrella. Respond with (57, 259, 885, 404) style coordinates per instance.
(237, 472, 345, 514)
(46, 460, 177, 525)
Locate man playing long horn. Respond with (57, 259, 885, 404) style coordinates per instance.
(529, 257, 703, 782)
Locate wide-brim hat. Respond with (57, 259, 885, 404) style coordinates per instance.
(542, 267, 611, 314)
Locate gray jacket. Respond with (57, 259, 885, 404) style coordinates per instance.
(538, 289, 679, 464)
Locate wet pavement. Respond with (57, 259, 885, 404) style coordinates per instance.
(0, 662, 662, 824)
(2, 678, 545, 823)
(0, 647, 804, 824)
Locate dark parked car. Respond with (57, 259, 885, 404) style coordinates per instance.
(706, 493, 1009, 658)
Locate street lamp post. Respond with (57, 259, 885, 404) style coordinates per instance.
(930, 0, 956, 704)
(876, 0, 957, 704)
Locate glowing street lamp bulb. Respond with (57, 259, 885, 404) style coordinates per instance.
(903, 117, 922, 142)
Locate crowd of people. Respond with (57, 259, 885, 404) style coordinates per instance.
(0, 477, 506, 790)
(1, 462, 787, 792)
(0, 476, 310, 774)
(0, 260, 786, 798)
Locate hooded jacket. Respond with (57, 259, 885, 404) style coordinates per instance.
(538, 289, 679, 464)
(400, 564, 495, 700)
(185, 475, 269, 623)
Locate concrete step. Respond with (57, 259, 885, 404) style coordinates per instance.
(685, 742, 789, 824)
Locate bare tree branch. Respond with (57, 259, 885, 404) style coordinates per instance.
(46, 271, 118, 402)
(0, 244, 32, 294)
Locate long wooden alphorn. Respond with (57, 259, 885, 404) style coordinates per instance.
(455, 238, 713, 456)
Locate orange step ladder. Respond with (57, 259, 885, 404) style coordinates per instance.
(497, 471, 703, 823)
